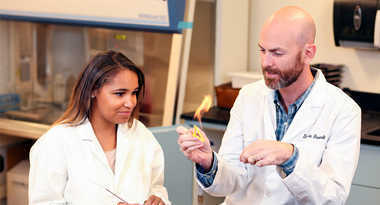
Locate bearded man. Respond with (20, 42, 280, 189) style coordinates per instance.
(177, 6, 361, 205)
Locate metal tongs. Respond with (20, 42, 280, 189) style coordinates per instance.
(89, 178, 128, 203)
(104, 187, 128, 203)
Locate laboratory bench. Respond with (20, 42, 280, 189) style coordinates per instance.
(0, 101, 377, 205)
(360, 111, 380, 145)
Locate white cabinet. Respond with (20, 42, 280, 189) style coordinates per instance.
(347, 185, 380, 205)
(149, 126, 194, 205)
(346, 144, 380, 205)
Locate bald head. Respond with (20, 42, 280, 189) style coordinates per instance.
(263, 6, 316, 46)
(259, 6, 317, 91)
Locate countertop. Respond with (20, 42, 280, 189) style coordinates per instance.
(0, 118, 49, 139)
(181, 107, 380, 146)
(361, 111, 380, 146)
(181, 106, 230, 125)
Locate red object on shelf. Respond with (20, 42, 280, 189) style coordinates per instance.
(215, 82, 240, 109)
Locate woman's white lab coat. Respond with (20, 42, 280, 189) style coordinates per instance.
(200, 69, 361, 205)
(29, 119, 170, 205)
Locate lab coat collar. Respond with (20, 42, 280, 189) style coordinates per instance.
(280, 68, 328, 142)
(264, 67, 327, 109)
(75, 119, 112, 177)
(77, 118, 134, 178)
(304, 67, 327, 108)
(78, 119, 97, 141)
(77, 118, 132, 141)
(263, 68, 328, 141)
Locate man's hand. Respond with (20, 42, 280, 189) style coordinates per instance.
(176, 126, 213, 170)
(240, 140, 294, 167)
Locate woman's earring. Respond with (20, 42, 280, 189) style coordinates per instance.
(91, 95, 95, 98)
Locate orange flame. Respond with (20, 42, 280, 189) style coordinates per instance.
(193, 95, 212, 127)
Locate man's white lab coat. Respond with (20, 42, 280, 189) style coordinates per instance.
(200, 69, 361, 205)
(29, 119, 170, 205)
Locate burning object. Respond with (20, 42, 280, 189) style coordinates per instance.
(192, 95, 212, 142)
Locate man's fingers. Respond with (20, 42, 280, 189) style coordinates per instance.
(181, 144, 203, 157)
(186, 144, 203, 152)
(255, 159, 266, 167)
(176, 126, 189, 135)
(240, 145, 266, 164)
(247, 155, 257, 164)
(255, 156, 276, 167)
(178, 135, 201, 144)
(240, 148, 255, 163)
(181, 140, 201, 148)
(179, 138, 201, 151)
(240, 152, 248, 163)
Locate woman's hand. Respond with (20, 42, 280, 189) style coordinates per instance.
(144, 195, 165, 205)
(117, 195, 165, 205)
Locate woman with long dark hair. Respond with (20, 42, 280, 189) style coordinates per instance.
(29, 50, 169, 205)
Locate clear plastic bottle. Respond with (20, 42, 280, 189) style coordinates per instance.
(53, 73, 66, 106)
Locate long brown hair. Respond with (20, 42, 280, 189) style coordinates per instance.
(54, 50, 145, 127)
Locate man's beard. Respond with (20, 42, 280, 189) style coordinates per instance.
(262, 52, 304, 90)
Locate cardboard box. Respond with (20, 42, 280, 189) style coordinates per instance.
(7, 160, 29, 205)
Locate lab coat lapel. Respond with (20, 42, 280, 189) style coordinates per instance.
(114, 122, 134, 187)
(282, 70, 326, 142)
(264, 91, 277, 140)
(79, 120, 110, 170)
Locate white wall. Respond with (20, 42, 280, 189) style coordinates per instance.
(183, 1, 215, 113)
(248, 0, 380, 93)
(214, 0, 249, 86)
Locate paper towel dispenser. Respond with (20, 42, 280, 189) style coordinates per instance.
(334, 0, 380, 49)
